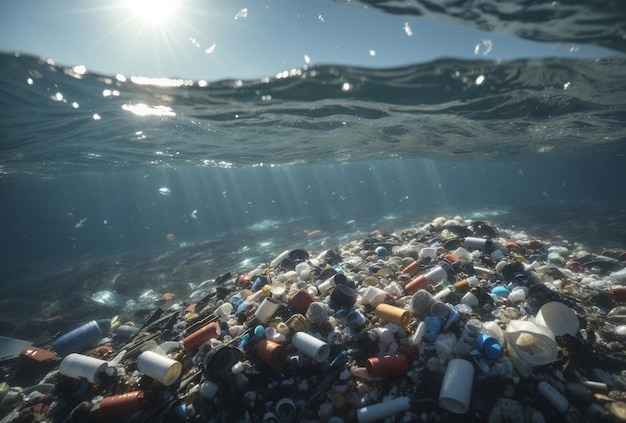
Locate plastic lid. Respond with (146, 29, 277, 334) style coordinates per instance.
(484, 341, 502, 360)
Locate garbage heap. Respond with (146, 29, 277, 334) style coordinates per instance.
(2, 216, 626, 423)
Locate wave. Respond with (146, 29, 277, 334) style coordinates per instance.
(1, 52, 625, 176)
(341, 0, 626, 52)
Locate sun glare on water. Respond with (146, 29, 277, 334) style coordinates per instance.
(128, 0, 180, 23)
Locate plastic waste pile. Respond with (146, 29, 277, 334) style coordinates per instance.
(1, 215, 626, 423)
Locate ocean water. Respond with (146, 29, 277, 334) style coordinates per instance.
(1, 2, 626, 342)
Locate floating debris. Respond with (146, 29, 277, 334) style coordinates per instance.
(90, 290, 124, 308)
(1, 215, 625, 423)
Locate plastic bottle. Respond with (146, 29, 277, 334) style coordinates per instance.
(538, 381, 569, 413)
(405, 265, 447, 295)
(53, 320, 106, 357)
(464, 237, 505, 260)
(356, 397, 411, 423)
(238, 285, 271, 312)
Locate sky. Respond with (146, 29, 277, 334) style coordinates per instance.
(0, 0, 618, 82)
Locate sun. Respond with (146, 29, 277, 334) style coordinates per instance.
(128, 0, 180, 23)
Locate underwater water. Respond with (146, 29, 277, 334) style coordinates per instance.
(1, 1, 625, 342)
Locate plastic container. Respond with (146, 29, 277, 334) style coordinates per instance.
(375, 304, 412, 327)
(291, 332, 330, 362)
(289, 288, 314, 312)
(401, 261, 421, 276)
(420, 247, 437, 260)
(430, 301, 450, 320)
(264, 326, 286, 343)
(360, 286, 388, 307)
(346, 310, 367, 329)
(464, 237, 489, 251)
(285, 314, 309, 333)
(453, 279, 471, 295)
(317, 277, 336, 292)
(200, 380, 219, 399)
(423, 316, 442, 342)
(404, 266, 447, 295)
(451, 247, 472, 263)
(508, 286, 528, 303)
(256, 339, 287, 368)
(183, 321, 220, 352)
(202, 345, 243, 380)
(410, 289, 437, 320)
(255, 297, 281, 323)
(482, 321, 505, 346)
(99, 390, 145, 420)
(59, 353, 108, 383)
(214, 302, 233, 319)
(275, 398, 297, 423)
(433, 282, 452, 298)
(460, 291, 479, 308)
(535, 302, 579, 336)
(53, 320, 103, 357)
(136, 350, 182, 386)
(366, 355, 409, 378)
(439, 359, 475, 414)
(270, 282, 287, 298)
(504, 320, 557, 367)
(306, 302, 330, 325)
(475, 334, 502, 360)
(538, 381, 569, 413)
(356, 396, 411, 423)
(329, 284, 356, 310)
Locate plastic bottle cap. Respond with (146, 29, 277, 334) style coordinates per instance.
(254, 325, 265, 337)
(484, 341, 502, 360)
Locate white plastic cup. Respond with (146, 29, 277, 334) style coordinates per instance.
(360, 286, 387, 306)
(214, 302, 233, 319)
(420, 247, 437, 260)
(136, 350, 182, 386)
(460, 291, 479, 308)
(425, 266, 447, 285)
(317, 277, 336, 292)
(264, 326, 286, 343)
(439, 359, 475, 414)
(255, 297, 281, 324)
(291, 332, 330, 362)
(59, 353, 109, 383)
(270, 282, 287, 298)
(452, 247, 472, 264)
(508, 286, 528, 303)
(535, 302, 579, 336)
(356, 396, 411, 423)
(294, 262, 311, 276)
(504, 320, 557, 367)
